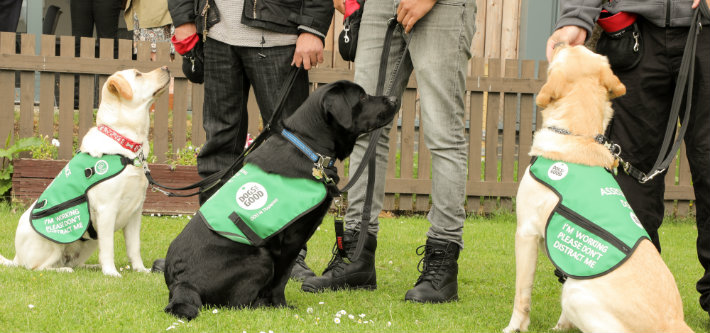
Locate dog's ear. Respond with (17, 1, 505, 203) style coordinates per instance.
(106, 74, 134, 100)
(323, 82, 361, 130)
(600, 65, 626, 99)
(536, 68, 564, 107)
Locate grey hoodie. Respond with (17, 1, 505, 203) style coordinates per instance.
(556, 0, 708, 35)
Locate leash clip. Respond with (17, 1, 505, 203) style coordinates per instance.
(333, 196, 351, 263)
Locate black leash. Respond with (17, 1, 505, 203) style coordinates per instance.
(619, 5, 707, 183)
(145, 66, 302, 197)
(334, 16, 411, 262)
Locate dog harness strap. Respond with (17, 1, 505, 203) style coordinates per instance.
(228, 212, 265, 246)
(98, 125, 143, 153)
(30, 153, 129, 244)
(529, 157, 649, 279)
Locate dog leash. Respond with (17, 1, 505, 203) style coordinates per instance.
(617, 5, 708, 183)
(333, 16, 412, 262)
(144, 66, 302, 197)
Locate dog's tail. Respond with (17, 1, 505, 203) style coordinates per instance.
(164, 282, 203, 321)
(0, 254, 17, 267)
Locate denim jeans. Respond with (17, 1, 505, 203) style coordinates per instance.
(344, 0, 476, 247)
(198, 38, 309, 204)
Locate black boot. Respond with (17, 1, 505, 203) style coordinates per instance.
(404, 238, 460, 303)
(290, 248, 315, 281)
(301, 230, 377, 292)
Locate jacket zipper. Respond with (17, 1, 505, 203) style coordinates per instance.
(201, 2, 210, 40)
(31, 195, 88, 219)
(556, 204, 631, 254)
(665, 0, 671, 26)
(253, 0, 257, 19)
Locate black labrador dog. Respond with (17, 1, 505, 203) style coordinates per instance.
(163, 80, 399, 320)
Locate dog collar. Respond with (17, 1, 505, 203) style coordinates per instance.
(98, 125, 143, 153)
(545, 126, 622, 169)
(281, 128, 337, 183)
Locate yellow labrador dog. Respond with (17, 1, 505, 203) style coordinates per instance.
(0, 67, 170, 277)
(503, 45, 692, 333)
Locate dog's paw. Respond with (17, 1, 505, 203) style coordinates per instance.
(165, 302, 200, 321)
(133, 266, 151, 273)
(503, 326, 522, 333)
(102, 268, 122, 277)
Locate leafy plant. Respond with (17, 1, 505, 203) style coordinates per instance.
(29, 135, 60, 160)
(165, 141, 201, 167)
(0, 135, 44, 197)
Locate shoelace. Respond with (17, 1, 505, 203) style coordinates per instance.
(322, 241, 355, 274)
(414, 244, 450, 287)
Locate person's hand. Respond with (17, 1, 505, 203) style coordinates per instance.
(396, 0, 437, 33)
(692, 0, 709, 9)
(545, 26, 587, 62)
(174, 23, 197, 41)
(292, 32, 324, 70)
(334, 0, 345, 14)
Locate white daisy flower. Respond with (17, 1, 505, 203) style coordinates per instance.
(334, 318, 341, 324)
(51, 139, 60, 147)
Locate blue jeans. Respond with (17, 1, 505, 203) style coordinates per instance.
(198, 38, 309, 204)
(344, 0, 476, 247)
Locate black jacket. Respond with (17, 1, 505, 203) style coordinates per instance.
(168, 0, 334, 42)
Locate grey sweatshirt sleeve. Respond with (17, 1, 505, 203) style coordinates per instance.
(554, 0, 604, 36)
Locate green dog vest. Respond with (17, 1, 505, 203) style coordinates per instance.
(528, 157, 649, 279)
(30, 153, 131, 243)
(200, 163, 327, 246)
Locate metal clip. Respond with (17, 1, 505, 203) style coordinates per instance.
(632, 31, 640, 52)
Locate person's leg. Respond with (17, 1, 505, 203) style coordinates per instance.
(0, 0, 23, 32)
(241, 44, 312, 280)
(301, 0, 413, 292)
(197, 38, 250, 205)
(241, 45, 309, 124)
(402, 0, 475, 303)
(684, 22, 710, 314)
(93, 0, 121, 39)
(71, 0, 96, 37)
(608, 18, 675, 252)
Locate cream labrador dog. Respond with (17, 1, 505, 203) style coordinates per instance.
(503, 45, 692, 333)
(0, 67, 170, 277)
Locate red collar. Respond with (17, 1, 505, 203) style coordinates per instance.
(97, 125, 143, 153)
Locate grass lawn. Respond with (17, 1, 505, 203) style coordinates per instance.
(0, 203, 707, 332)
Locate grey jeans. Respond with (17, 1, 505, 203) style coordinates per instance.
(344, 0, 476, 248)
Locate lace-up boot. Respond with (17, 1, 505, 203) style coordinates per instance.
(301, 230, 377, 292)
(290, 248, 316, 281)
(404, 238, 460, 303)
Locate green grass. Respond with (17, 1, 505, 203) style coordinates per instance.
(0, 203, 707, 332)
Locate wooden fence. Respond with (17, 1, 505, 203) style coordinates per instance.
(0, 32, 696, 216)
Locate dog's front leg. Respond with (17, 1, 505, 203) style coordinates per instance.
(504, 226, 542, 333)
(95, 214, 121, 277)
(123, 213, 149, 273)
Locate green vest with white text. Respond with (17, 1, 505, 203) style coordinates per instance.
(529, 157, 649, 279)
(30, 153, 130, 243)
(200, 163, 327, 246)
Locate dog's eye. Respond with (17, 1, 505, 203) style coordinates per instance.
(360, 94, 368, 102)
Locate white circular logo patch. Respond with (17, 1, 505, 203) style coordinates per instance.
(94, 160, 109, 175)
(236, 182, 268, 211)
(547, 162, 569, 180)
(630, 212, 644, 229)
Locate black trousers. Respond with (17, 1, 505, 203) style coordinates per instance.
(0, 0, 22, 32)
(70, 0, 121, 38)
(607, 17, 710, 311)
(197, 39, 309, 205)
